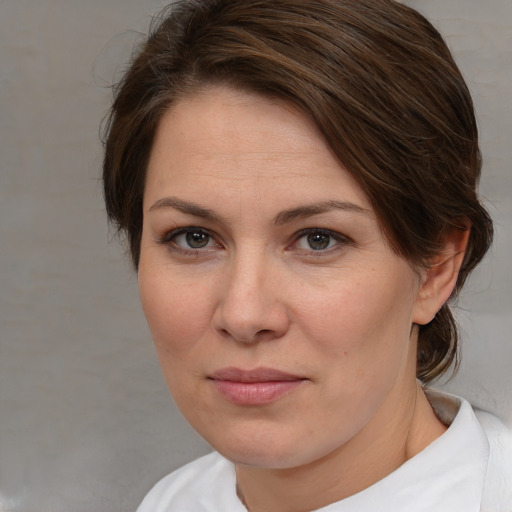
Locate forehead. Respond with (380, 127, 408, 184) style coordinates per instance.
(145, 86, 371, 213)
(151, 86, 329, 166)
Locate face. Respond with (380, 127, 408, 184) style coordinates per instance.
(138, 86, 424, 469)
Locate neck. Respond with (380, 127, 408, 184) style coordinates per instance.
(235, 381, 446, 512)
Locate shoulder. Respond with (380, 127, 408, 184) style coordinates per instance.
(136, 452, 244, 512)
(474, 408, 512, 511)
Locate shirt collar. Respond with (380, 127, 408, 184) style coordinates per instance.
(317, 390, 490, 512)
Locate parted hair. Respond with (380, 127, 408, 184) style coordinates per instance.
(103, 0, 493, 383)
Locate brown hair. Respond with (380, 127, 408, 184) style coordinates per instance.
(102, 0, 493, 383)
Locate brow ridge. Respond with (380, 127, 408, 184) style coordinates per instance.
(274, 201, 369, 225)
(148, 196, 225, 223)
(149, 196, 368, 225)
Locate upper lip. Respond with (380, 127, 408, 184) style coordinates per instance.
(209, 367, 305, 382)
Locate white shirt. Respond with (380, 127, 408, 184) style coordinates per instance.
(137, 391, 512, 512)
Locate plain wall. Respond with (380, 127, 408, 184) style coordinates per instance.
(0, 1, 510, 511)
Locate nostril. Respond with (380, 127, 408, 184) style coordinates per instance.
(212, 291, 290, 343)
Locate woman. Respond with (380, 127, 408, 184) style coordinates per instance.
(102, 0, 512, 510)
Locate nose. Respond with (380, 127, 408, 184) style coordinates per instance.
(212, 250, 290, 344)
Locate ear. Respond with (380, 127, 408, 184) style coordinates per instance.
(413, 222, 470, 326)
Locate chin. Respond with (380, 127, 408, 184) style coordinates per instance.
(202, 424, 332, 470)
(222, 447, 306, 469)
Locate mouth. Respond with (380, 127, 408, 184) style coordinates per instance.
(208, 367, 308, 406)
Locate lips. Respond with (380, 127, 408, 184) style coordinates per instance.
(208, 367, 307, 405)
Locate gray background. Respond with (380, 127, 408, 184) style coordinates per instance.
(0, 1, 510, 511)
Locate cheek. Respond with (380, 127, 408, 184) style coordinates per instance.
(300, 268, 417, 367)
(138, 263, 213, 355)
(138, 265, 218, 413)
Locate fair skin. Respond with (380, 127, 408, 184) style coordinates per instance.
(138, 86, 468, 512)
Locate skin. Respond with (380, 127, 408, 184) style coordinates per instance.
(138, 86, 467, 512)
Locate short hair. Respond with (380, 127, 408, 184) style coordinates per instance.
(102, 0, 493, 383)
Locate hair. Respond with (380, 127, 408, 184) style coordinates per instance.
(102, 0, 493, 383)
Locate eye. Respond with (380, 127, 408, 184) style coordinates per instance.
(293, 229, 348, 252)
(176, 230, 212, 249)
(159, 227, 219, 251)
(303, 232, 333, 251)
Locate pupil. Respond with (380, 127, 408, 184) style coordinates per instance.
(186, 231, 209, 248)
(308, 232, 330, 250)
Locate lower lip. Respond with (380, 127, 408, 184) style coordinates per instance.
(211, 379, 305, 405)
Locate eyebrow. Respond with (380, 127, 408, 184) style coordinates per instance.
(148, 196, 369, 224)
(148, 196, 226, 223)
(274, 201, 370, 225)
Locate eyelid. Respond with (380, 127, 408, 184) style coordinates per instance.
(157, 226, 223, 251)
(156, 226, 351, 254)
(289, 228, 352, 252)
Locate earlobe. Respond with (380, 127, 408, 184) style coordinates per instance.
(413, 223, 470, 326)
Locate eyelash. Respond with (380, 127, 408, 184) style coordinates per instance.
(157, 227, 351, 256)
(290, 228, 351, 254)
(157, 227, 221, 255)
